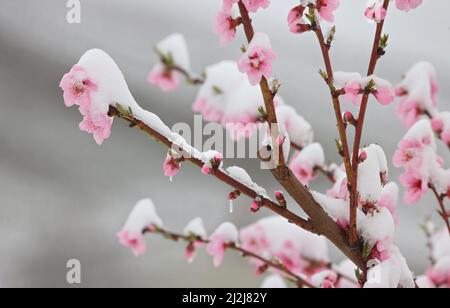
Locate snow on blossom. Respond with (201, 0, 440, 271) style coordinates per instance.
(62, 49, 175, 145)
(392, 119, 450, 204)
(183, 218, 208, 263)
(365, 0, 387, 23)
(276, 104, 314, 148)
(184, 217, 208, 239)
(206, 222, 239, 268)
(163, 153, 181, 179)
(431, 228, 450, 262)
(223, 0, 239, 12)
(378, 182, 399, 223)
(395, 62, 439, 127)
(426, 256, 450, 288)
(395, 0, 423, 12)
(260, 275, 287, 288)
(242, 0, 271, 13)
(364, 246, 415, 288)
(334, 72, 395, 107)
(148, 33, 190, 92)
(226, 166, 268, 197)
(240, 216, 329, 275)
(311, 270, 338, 288)
(431, 112, 450, 146)
(238, 32, 276, 86)
(200, 150, 223, 175)
(289, 143, 325, 186)
(117, 199, 163, 257)
(357, 144, 389, 206)
(326, 164, 350, 201)
(335, 260, 358, 288)
(360, 208, 395, 251)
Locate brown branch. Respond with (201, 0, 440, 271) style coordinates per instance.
(145, 226, 315, 288)
(236, 2, 365, 268)
(108, 106, 314, 234)
(237, 1, 285, 167)
(312, 19, 357, 246)
(429, 184, 450, 235)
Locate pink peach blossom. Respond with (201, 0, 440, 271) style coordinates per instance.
(79, 112, 113, 145)
(395, 0, 423, 12)
(365, 5, 387, 23)
(238, 46, 276, 86)
(60, 65, 97, 109)
(206, 236, 228, 268)
(148, 63, 180, 92)
(201, 165, 212, 175)
(287, 5, 309, 34)
(223, 0, 239, 11)
(395, 99, 421, 127)
(371, 240, 391, 262)
(292, 164, 315, 186)
(400, 169, 429, 205)
(343, 81, 363, 106)
(431, 117, 444, 133)
(392, 138, 424, 168)
(117, 230, 147, 257)
(214, 11, 238, 46)
(163, 156, 181, 178)
(316, 0, 340, 23)
(242, 0, 270, 13)
(375, 87, 395, 105)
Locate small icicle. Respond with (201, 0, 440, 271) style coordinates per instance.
(229, 199, 234, 214)
(169, 176, 173, 183)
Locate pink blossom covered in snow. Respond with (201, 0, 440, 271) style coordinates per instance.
(316, 0, 340, 23)
(148, 34, 191, 92)
(238, 33, 276, 86)
(117, 199, 163, 257)
(206, 222, 238, 267)
(287, 5, 310, 34)
(214, 10, 240, 46)
(431, 112, 450, 147)
(163, 154, 181, 178)
(395, 62, 439, 127)
(289, 143, 325, 186)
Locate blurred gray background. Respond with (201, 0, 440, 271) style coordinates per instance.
(0, 0, 449, 288)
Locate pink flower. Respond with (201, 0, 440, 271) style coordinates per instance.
(60, 65, 98, 108)
(431, 117, 444, 134)
(343, 81, 363, 106)
(400, 170, 429, 205)
(214, 11, 239, 46)
(287, 5, 310, 34)
(292, 164, 315, 186)
(374, 87, 395, 105)
(238, 33, 276, 86)
(242, 0, 270, 13)
(316, 0, 340, 23)
(365, 3, 387, 23)
(163, 156, 181, 178)
(79, 112, 113, 145)
(206, 237, 228, 268)
(148, 63, 180, 92)
(238, 46, 276, 86)
(396, 99, 421, 127)
(395, 0, 423, 12)
(201, 165, 212, 175)
(117, 230, 147, 257)
(392, 139, 424, 168)
(371, 240, 391, 262)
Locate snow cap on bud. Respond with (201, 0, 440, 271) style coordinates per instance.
(359, 150, 368, 163)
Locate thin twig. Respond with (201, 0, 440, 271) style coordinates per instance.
(429, 184, 450, 235)
(145, 226, 315, 288)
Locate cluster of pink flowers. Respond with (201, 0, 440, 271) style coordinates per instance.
(60, 65, 113, 145)
(238, 32, 276, 85)
(393, 120, 444, 205)
(287, 0, 340, 34)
